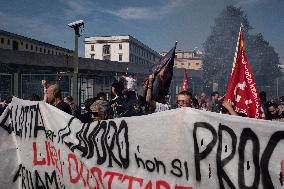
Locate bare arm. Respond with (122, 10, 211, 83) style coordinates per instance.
(111, 86, 118, 99)
(222, 100, 238, 116)
(145, 74, 156, 109)
(41, 80, 47, 102)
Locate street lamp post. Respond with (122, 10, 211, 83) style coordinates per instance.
(68, 20, 84, 105)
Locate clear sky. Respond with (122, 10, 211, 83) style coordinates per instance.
(1, 0, 283, 63)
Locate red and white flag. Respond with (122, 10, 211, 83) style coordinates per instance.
(181, 68, 189, 91)
(224, 26, 262, 119)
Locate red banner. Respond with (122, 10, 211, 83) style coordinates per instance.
(224, 28, 262, 118)
(181, 69, 189, 91)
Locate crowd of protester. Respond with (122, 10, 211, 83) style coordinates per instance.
(1, 73, 284, 178)
(1, 73, 284, 123)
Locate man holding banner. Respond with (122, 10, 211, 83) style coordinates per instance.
(1, 25, 284, 189)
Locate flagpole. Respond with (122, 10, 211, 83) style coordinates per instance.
(230, 24, 243, 76)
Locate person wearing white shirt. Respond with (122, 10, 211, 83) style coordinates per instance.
(124, 74, 137, 92)
(123, 74, 137, 101)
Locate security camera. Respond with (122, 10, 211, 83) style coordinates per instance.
(68, 20, 84, 28)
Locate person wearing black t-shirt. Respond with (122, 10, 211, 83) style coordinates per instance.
(111, 75, 125, 100)
(44, 84, 72, 115)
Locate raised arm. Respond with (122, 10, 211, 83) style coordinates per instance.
(222, 100, 238, 116)
(145, 74, 156, 109)
(41, 80, 48, 102)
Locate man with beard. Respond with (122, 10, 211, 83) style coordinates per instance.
(267, 101, 284, 121)
(44, 84, 72, 115)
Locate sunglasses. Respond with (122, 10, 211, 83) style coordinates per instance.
(91, 112, 104, 117)
(176, 100, 191, 104)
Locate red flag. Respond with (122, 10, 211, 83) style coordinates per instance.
(224, 26, 262, 119)
(181, 69, 189, 91)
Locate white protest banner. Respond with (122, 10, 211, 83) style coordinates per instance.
(0, 97, 284, 189)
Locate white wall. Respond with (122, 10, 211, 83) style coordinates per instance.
(84, 36, 160, 64)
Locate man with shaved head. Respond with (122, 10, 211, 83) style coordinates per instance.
(44, 84, 72, 115)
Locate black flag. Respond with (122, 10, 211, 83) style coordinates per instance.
(152, 42, 177, 103)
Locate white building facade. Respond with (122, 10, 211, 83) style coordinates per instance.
(85, 35, 161, 65)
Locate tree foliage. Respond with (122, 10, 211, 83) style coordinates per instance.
(246, 33, 281, 85)
(202, 5, 281, 93)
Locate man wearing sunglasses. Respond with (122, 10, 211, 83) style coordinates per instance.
(176, 91, 193, 108)
(90, 100, 109, 121)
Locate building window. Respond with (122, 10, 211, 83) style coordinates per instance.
(12, 41, 19, 51)
(196, 62, 200, 66)
(26, 44, 28, 49)
(103, 45, 110, 55)
(35, 46, 38, 51)
(119, 44, 122, 50)
(119, 54, 123, 61)
(31, 45, 33, 50)
(103, 45, 110, 60)
(91, 45, 94, 51)
(21, 42, 23, 45)
(48, 49, 50, 54)
(44, 49, 46, 53)
(1, 38, 4, 44)
(7, 39, 10, 45)
(40, 47, 42, 52)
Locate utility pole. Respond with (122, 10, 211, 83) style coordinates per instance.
(68, 20, 84, 105)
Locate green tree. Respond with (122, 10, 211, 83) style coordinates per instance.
(202, 5, 281, 93)
(246, 33, 281, 85)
